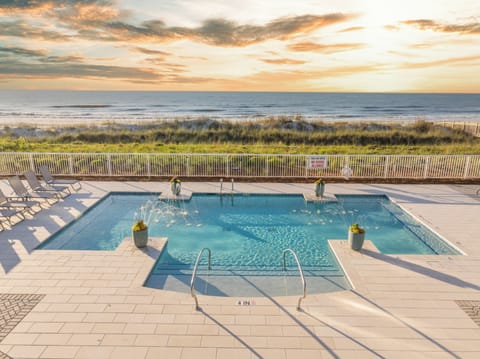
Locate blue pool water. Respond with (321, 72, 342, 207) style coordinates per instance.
(39, 193, 459, 296)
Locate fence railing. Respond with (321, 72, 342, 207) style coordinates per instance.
(0, 152, 479, 180)
(440, 121, 480, 137)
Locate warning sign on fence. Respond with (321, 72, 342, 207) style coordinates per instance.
(307, 156, 328, 169)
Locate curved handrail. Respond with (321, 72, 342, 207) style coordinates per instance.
(190, 248, 211, 310)
(282, 248, 307, 311)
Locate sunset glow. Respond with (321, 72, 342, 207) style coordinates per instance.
(0, 0, 479, 92)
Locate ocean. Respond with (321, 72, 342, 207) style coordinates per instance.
(0, 90, 479, 126)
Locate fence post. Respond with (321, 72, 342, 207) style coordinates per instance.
(29, 153, 35, 172)
(423, 156, 430, 179)
(226, 156, 230, 177)
(266, 155, 270, 177)
(146, 154, 151, 177)
(68, 154, 74, 175)
(463, 156, 471, 179)
(107, 154, 112, 176)
(384, 156, 390, 178)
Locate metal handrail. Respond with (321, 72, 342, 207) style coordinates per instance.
(190, 248, 211, 310)
(282, 248, 307, 311)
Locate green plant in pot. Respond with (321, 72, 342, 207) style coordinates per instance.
(132, 219, 148, 248)
(348, 223, 365, 251)
(170, 176, 181, 196)
(314, 178, 325, 198)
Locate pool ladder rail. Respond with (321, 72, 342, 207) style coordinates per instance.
(190, 248, 211, 310)
(190, 247, 307, 311)
(283, 248, 307, 311)
(219, 178, 235, 195)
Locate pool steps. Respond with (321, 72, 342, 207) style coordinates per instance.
(190, 247, 307, 311)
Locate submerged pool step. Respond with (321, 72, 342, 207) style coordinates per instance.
(145, 272, 351, 297)
(151, 265, 342, 277)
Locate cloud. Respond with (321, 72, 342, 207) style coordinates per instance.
(400, 55, 480, 69)
(132, 47, 172, 56)
(0, 44, 161, 82)
(339, 26, 364, 32)
(0, 0, 116, 14)
(0, 60, 161, 81)
(0, 46, 48, 58)
(1, 1, 358, 47)
(0, 20, 71, 41)
(40, 55, 87, 63)
(402, 19, 480, 34)
(260, 58, 306, 65)
(69, 13, 356, 46)
(287, 42, 364, 53)
(2, 0, 356, 47)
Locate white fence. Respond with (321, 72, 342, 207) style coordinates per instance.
(440, 121, 480, 137)
(0, 152, 479, 180)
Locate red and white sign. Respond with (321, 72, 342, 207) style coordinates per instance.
(308, 156, 328, 169)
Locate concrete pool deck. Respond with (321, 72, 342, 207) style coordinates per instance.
(0, 181, 479, 358)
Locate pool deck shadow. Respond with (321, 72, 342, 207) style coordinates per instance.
(0, 182, 93, 273)
(361, 248, 480, 291)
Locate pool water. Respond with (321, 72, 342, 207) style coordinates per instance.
(39, 193, 459, 296)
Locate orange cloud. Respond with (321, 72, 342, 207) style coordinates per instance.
(0, 20, 70, 41)
(339, 26, 364, 32)
(400, 55, 480, 69)
(260, 58, 306, 65)
(1, 1, 358, 47)
(132, 47, 172, 56)
(402, 19, 480, 34)
(96, 13, 357, 46)
(287, 42, 364, 53)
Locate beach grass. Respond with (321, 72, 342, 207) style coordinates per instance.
(1, 118, 478, 154)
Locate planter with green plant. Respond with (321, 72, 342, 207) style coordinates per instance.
(132, 219, 148, 248)
(348, 223, 365, 251)
(170, 176, 181, 196)
(314, 178, 325, 198)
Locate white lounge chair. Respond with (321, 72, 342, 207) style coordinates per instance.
(39, 165, 81, 191)
(24, 170, 70, 199)
(7, 175, 59, 206)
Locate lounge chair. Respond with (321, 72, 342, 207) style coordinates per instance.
(7, 175, 59, 206)
(0, 188, 41, 215)
(39, 165, 81, 191)
(24, 170, 70, 199)
(0, 207, 25, 230)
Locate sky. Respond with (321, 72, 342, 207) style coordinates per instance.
(0, 0, 479, 92)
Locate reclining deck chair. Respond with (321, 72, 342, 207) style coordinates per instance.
(24, 170, 70, 199)
(0, 188, 41, 215)
(39, 166, 81, 191)
(0, 207, 25, 230)
(7, 175, 59, 206)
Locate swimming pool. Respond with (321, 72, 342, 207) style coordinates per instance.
(40, 192, 459, 296)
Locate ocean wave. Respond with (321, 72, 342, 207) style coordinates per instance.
(182, 108, 224, 113)
(51, 104, 112, 108)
